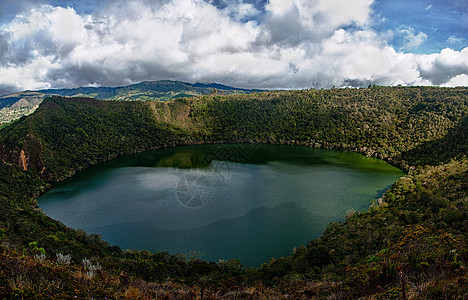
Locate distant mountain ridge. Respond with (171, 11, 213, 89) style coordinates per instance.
(0, 80, 259, 123)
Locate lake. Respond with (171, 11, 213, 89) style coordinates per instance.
(39, 144, 403, 267)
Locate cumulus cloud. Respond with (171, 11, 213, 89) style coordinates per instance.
(443, 74, 468, 87)
(314, 29, 425, 87)
(0, 0, 467, 94)
(416, 48, 468, 85)
(263, 0, 373, 45)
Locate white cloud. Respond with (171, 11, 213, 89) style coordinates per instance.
(416, 47, 468, 85)
(307, 29, 426, 87)
(264, 0, 373, 45)
(221, 0, 259, 21)
(48, 7, 87, 45)
(0, 0, 467, 94)
(397, 26, 427, 50)
(447, 35, 465, 45)
(0, 55, 60, 91)
(7, 7, 47, 39)
(443, 74, 468, 87)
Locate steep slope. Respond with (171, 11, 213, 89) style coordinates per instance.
(0, 97, 200, 181)
(398, 115, 468, 165)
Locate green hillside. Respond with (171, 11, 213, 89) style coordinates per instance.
(0, 86, 467, 298)
(0, 80, 259, 123)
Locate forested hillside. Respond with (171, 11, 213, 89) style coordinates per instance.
(0, 80, 258, 123)
(189, 87, 467, 164)
(0, 86, 467, 298)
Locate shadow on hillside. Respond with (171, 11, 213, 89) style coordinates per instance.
(398, 116, 468, 166)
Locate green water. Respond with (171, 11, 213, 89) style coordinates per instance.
(39, 144, 403, 267)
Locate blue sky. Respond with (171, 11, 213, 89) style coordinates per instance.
(0, 0, 467, 94)
(372, 0, 467, 53)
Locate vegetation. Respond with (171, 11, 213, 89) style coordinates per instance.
(257, 158, 467, 298)
(190, 87, 467, 163)
(0, 86, 467, 298)
(0, 80, 259, 123)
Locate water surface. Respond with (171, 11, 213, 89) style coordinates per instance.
(39, 144, 403, 266)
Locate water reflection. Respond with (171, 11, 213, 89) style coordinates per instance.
(39, 144, 403, 267)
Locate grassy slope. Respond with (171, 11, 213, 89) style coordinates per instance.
(0, 86, 467, 298)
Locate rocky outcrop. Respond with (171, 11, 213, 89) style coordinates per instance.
(19, 149, 27, 170)
(1, 133, 45, 174)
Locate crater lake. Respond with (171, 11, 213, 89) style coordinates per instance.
(39, 144, 403, 267)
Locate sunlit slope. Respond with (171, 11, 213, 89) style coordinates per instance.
(0, 80, 259, 123)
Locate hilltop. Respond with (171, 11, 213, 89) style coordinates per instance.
(0, 80, 259, 123)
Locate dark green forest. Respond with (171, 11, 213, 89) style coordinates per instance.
(0, 86, 467, 298)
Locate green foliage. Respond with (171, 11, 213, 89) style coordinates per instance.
(187, 87, 468, 169)
(345, 224, 466, 297)
(398, 115, 468, 166)
(0, 80, 258, 123)
(28, 241, 46, 255)
(0, 97, 196, 181)
(0, 86, 467, 298)
(2, 87, 467, 181)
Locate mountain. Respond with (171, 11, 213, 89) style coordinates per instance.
(0, 80, 259, 123)
(0, 86, 467, 298)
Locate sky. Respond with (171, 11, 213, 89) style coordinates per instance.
(0, 0, 467, 95)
